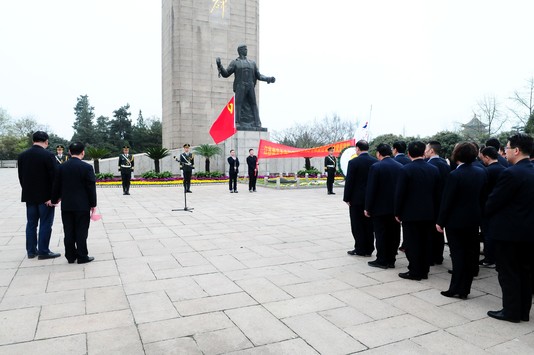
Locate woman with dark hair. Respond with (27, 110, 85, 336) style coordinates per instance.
(436, 142, 487, 299)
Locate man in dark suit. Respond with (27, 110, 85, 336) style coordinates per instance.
(343, 140, 378, 256)
(479, 146, 506, 267)
(486, 137, 509, 167)
(247, 148, 258, 192)
(228, 149, 240, 193)
(393, 141, 411, 166)
(486, 134, 534, 323)
(393, 140, 411, 252)
(364, 143, 403, 268)
(17, 131, 61, 260)
(395, 141, 440, 281)
(324, 147, 337, 195)
(51, 142, 97, 264)
(424, 141, 451, 265)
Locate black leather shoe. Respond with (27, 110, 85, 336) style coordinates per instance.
(521, 315, 530, 322)
(234, 190, 238, 193)
(125, 191, 130, 195)
(186, 190, 192, 193)
(27, 254, 36, 259)
(448, 269, 453, 274)
(487, 310, 520, 323)
(77, 256, 94, 264)
(399, 272, 422, 281)
(347, 249, 357, 255)
(441, 290, 468, 299)
(387, 263, 395, 269)
(368, 260, 388, 269)
(328, 192, 336, 195)
(67, 259, 77, 264)
(38, 252, 61, 260)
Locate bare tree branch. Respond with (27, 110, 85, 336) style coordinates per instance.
(477, 95, 505, 136)
(508, 76, 534, 126)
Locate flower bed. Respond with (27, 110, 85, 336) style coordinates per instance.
(96, 175, 344, 188)
(96, 176, 229, 187)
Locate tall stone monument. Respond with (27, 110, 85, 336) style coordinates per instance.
(162, 0, 269, 172)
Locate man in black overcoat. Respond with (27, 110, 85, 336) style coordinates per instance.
(394, 141, 440, 281)
(343, 140, 378, 256)
(486, 134, 534, 323)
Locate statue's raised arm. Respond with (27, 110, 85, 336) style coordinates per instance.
(215, 44, 275, 129)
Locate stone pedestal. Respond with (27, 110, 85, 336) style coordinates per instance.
(221, 129, 270, 175)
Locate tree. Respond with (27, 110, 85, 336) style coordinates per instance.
(272, 114, 355, 170)
(524, 112, 534, 135)
(0, 107, 12, 136)
(509, 77, 534, 128)
(145, 147, 170, 173)
(94, 115, 110, 144)
(110, 104, 132, 149)
(85, 146, 110, 174)
(369, 133, 406, 156)
(11, 116, 41, 137)
(476, 95, 504, 138)
(0, 135, 26, 160)
(193, 144, 222, 172)
(132, 110, 150, 151)
(72, 95, 95, 144)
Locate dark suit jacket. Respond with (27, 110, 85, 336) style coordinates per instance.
(17, 145, 56, 204)
(365, 157, 403, 216)
(247, 155, 258, 173)
(394, 159, 440, 222)
(427, 157, 450, 184)
(497, 154, 509, 168)
(485, 162, 506, 194)
(485, 158, 534, 242)
(51, 157, 97, 211)
(227, 156, 240, 174)
(394, 153, 411, 165)
(343, 152, 378, 206)
(437, 163, 487, 228)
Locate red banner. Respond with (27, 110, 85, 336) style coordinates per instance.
(257, 139, 355, 159)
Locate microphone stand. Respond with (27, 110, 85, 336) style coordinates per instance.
(172, 180, 194, 212)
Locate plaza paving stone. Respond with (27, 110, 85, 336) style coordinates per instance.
(0, 168, 533, 354)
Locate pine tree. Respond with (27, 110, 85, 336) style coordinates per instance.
(71, 95, 95, 144)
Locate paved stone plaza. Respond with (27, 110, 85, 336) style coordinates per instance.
(1, 168, 533, 354)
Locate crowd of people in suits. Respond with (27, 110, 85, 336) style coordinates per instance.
(343, 134, 534, 323)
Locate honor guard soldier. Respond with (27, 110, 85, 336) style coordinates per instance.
(178, 144, 194, 193)
(118, 145, 134, 195)
(55, 145, 69, 164)
(324, 146, 337, 195)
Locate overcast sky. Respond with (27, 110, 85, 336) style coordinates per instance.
(1, 0, 533, 141)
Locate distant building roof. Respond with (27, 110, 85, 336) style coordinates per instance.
(462, 114, 487, 137)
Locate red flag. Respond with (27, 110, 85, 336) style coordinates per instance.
(209, 96, 237, 144)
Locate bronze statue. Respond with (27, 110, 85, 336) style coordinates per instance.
(216, 44, 275, 129)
